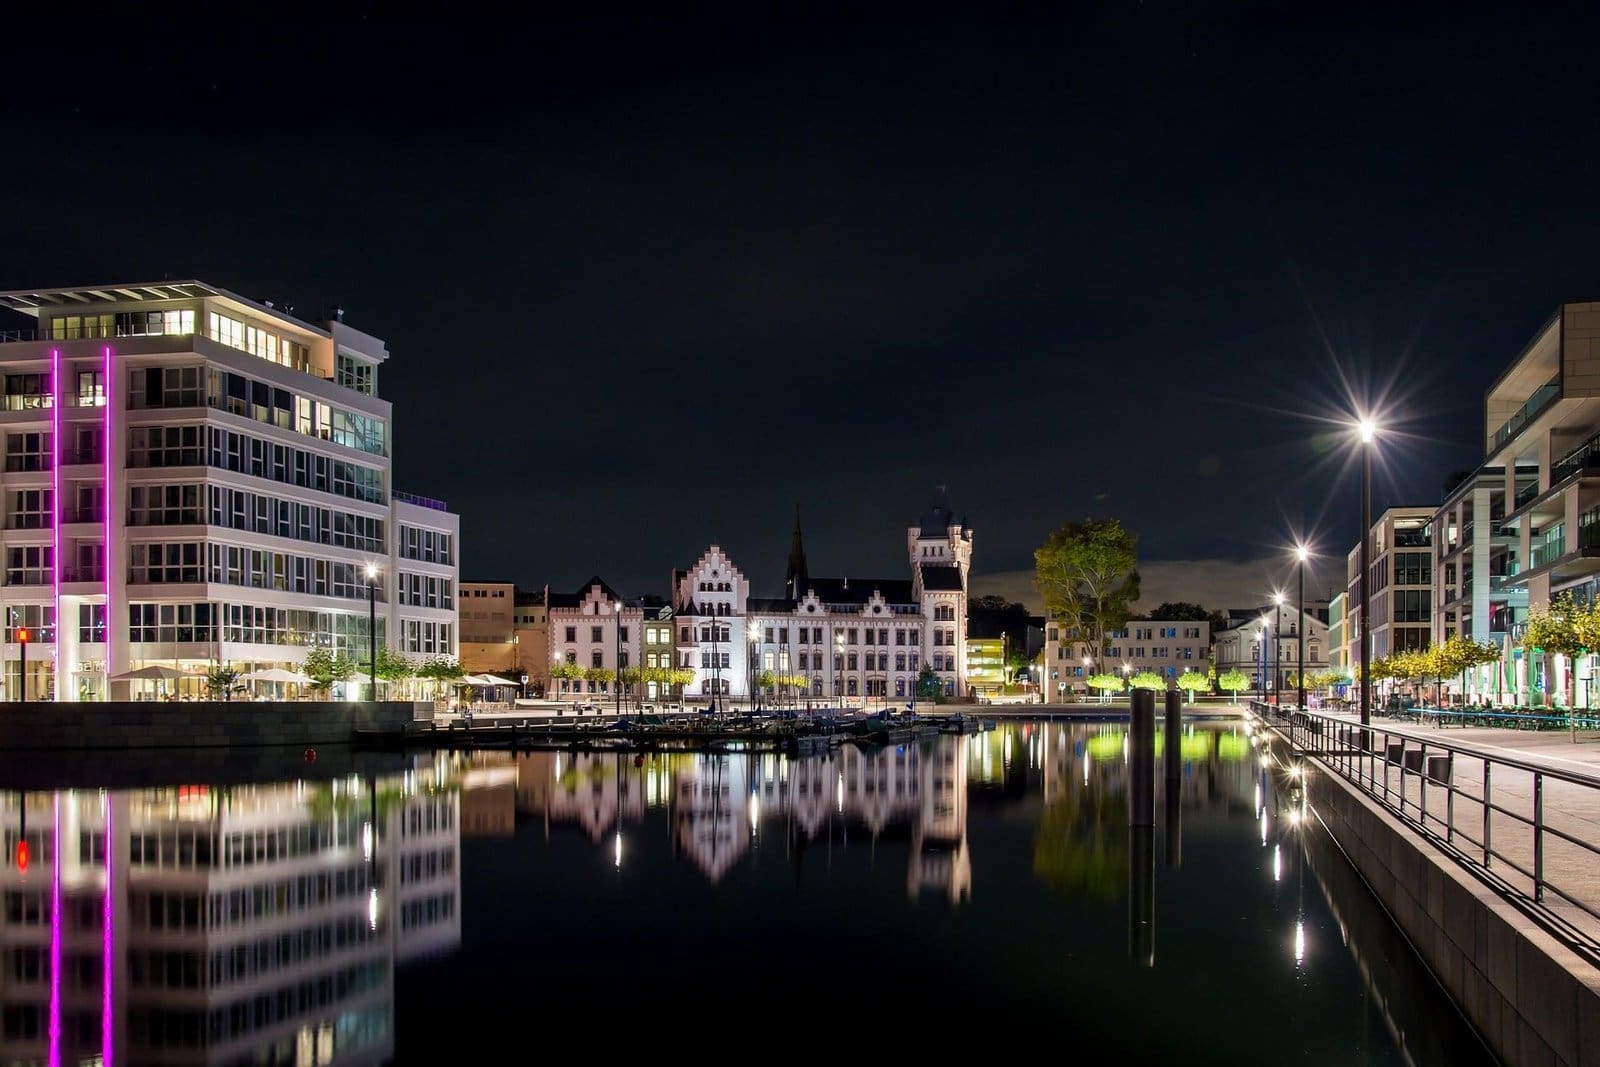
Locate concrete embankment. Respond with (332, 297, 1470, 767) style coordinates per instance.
(1277, 730, 1600, 1066)
(0, 700, 427, 750)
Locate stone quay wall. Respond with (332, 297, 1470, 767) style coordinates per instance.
(0, 700, 430, 750)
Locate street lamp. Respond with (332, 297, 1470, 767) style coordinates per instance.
(747, 619, 760, 715)
(1080, 654, 1091, 705)
(1357, 416, 1378, 729)
(365, 562, 378, 701)
(835, 631, 846, 707)
(1272, 591, 1286, 706)
(613, 600, 623, 720)
(1294, 544, 1311, 711)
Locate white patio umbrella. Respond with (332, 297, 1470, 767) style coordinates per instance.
(109, 665, 205, 682)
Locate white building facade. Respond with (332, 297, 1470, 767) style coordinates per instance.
(674, 490, 973, 705)
(1042, 619, 1211, 702)
(1213, 604, 1329, 697)
(0, 281, 458, 700)
(546, 577, 643, 700)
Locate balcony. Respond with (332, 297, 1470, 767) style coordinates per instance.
(60, 509, 104, 525)
(1515, 482, 1541, 509)
(1551, 430, 1600, 484)
(58, 449, 102, 466)
(1490, 374, 1561, 454)
(60, 567, 104, 583)
(395, 490, 449, 512)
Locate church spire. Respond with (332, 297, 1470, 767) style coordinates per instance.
(785, 504, 809, 600)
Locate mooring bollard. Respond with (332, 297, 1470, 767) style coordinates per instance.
(1130, 688, 1155, 828)
(1165, 689, 1182, 782)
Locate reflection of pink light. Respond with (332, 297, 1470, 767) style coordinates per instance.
(51, 347, 60, 677)
(48, 792, 61, 1067)
(102, 793, 113, 1067)
(103, 345, 112, 660)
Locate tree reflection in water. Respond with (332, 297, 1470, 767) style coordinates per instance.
(1033, 784, 1129, 901)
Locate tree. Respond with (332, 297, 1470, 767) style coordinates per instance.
(205, 665, 243, 702)
(372, 647, 414, 693)
(416, 657, 465, 682)
(1148, 602, 1210, 621)
(303, 647, 355, 699)
(1130, 670, 1166, 691)
(916, 664, 943, 702)
(1087, 673, 1125, 703)
(755, 669, 777, 691)
(1217, 668, 1249, 704)
(1034, 518, 1140, 675)
(1176, 670, 1210, 702)
(1526, 592, 1590, 706)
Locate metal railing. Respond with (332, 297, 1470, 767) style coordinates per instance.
(1253, 700, 1600, 943)
(1491, 375, 1562, 454)
(394, 490, 448, 512)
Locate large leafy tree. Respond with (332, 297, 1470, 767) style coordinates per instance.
(1035, 519, 1140, 675)
(1525, 591, 1589, 705)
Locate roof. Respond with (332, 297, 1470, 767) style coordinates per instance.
(547, 575, 625, 609)
(747, 597, 795, 613)
(919, 565, 964, 591)
(0, 280, 335, 338)
(805, 577, 916, 606)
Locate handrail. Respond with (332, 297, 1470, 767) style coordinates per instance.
(1251, 700, 1600, 942)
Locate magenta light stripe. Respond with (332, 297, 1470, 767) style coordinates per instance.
(47, 792, 61, 1067)
(101, 792, 113, 1067)
(103, 345, 112, 671)
(50, 346, 61, 702)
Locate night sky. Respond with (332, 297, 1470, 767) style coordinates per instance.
(3, 6, 1598, 609)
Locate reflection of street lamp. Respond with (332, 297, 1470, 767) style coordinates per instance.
(1122, 662, 1132, 697)
(365, 562, 378, 700)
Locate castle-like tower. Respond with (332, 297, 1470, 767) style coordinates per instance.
(908, 485, 972, 596)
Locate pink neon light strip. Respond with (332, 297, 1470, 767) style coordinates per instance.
(103, 345, 112, 668)
(48, 792, 61, 1067)
(50, 347, 60, 699)
(102, 792, 113, 1067)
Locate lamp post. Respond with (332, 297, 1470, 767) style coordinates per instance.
(365, 562, 378, 701)
(1358, 416, 1377, 729)
(1254, 626, 1265, 702)
(1272, 592, 1285, 706)
(1294, 545, 1310, 710)
(747, 620, 760, 715)
(835, 632, 845, 708)
(613, 600, 622, 720)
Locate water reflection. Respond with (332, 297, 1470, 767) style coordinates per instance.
(1, 774, 461, 1065)
(0, 723, 1495, 1065)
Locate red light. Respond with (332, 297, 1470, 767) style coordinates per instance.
(13, 840, 27, 873)
(17, 629, 28, 644)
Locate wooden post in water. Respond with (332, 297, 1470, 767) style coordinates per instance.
(1164, 690, 1182, 782)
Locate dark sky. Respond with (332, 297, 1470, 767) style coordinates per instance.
(2, 5, 1597, 603)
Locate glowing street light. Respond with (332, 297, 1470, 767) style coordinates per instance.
(1355, 415, 1381, 729)
(1292, 543, 1312, 711)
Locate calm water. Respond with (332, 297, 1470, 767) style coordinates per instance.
(1, 722, 1494, 1065)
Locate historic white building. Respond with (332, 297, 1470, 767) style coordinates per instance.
(0, 281, 458, 700)
(546, 576, 643, 700)
(672, 489, 972, 705)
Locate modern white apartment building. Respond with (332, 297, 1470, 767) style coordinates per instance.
(672, 490, 973, 705)
(1485, 301, 1600, 704)
(0, 281, 458, 700)
(1041, 618, 1211, 702)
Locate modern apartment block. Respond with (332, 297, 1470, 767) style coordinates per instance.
(1328, 591, 1347, 679)
(0, 281, 458, 700)
(1041, 618, 1210, 702)
(1344, 506, 1434, 666)
(1432, 467, 1527, 665)
(1485, 301, 1600, 704)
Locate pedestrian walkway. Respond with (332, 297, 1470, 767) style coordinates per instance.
(1274, 707, 1600, 946)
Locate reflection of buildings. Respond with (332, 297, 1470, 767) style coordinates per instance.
(509, 737, 973, 902)
(0, 770, 460, 1065)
